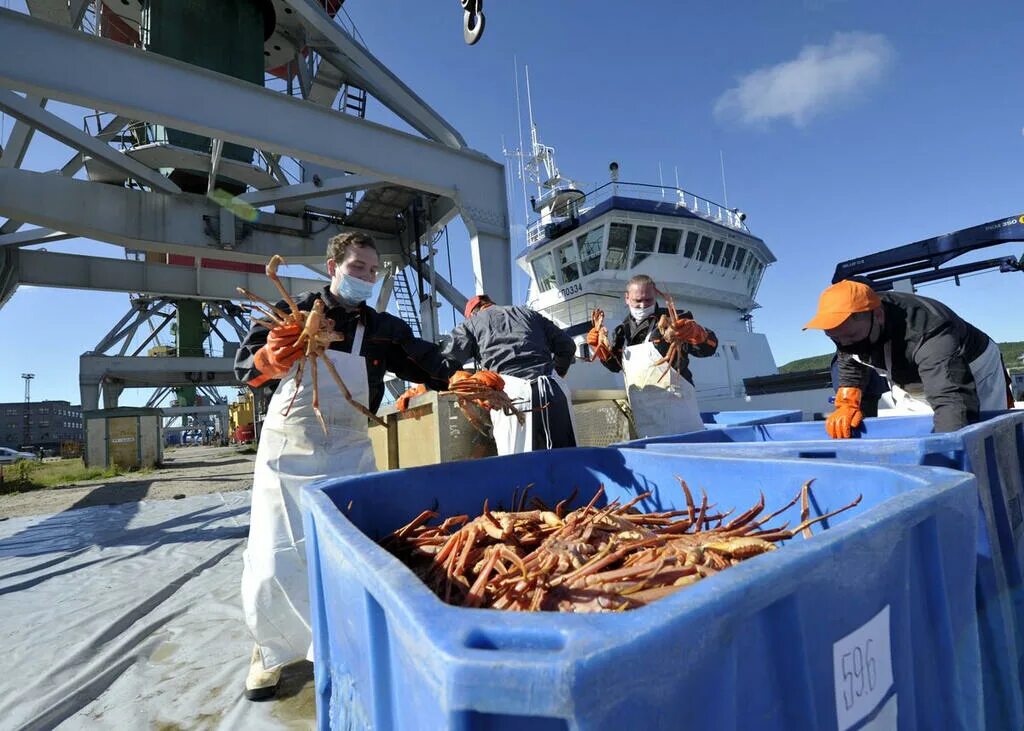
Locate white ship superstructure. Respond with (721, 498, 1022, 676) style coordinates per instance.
(514, 129, 804, 411)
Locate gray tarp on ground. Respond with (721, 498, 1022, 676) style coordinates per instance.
(0, 492, 316, 730)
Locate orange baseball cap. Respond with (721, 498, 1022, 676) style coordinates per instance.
(464, 294, 491, 319)
(803, 280, 881, 330)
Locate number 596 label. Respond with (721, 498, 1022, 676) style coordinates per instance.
(833, 606, 894, 731)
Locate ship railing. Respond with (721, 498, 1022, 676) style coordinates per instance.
(526, 181, 750, 245)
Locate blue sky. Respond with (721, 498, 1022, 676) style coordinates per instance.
(2, 0, 1024, 405)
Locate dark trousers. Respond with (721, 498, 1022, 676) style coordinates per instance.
(530, 376, 577, 450)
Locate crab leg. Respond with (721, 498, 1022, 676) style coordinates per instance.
(265, 254, 301, 315)
(236, 287, 289, 321)
(320, 355, 387, 428)
(309, 355, 328, 435)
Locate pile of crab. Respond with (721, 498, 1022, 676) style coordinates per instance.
(381, 479, 861, 613)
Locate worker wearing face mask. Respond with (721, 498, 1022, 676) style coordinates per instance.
(804, 279, 1013, 438)
(588, 274, 718, 437)
(233, 232, 455, 701)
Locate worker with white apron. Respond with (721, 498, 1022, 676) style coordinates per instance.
(442, 294, 579, 454)
(241, 326, 374, 692)
(233, 233, 458, 700)
(589, 274, 717, 439)
(867, 338, 1009, 416)
(620, 325, 705, 438)
(489, 369, 579, 454)
(804, 279, 1012, 438)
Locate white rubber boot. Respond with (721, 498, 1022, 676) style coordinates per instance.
(244, 644, 282, 701)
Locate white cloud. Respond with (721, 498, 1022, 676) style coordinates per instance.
(714, 32, 894, 127)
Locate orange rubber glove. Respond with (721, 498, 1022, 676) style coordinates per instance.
(396, 384, 428, 412)
(586, 328, 611, 361)
(826, 387, 864, 439)
(674, 319, 709, 345)
(253, 323, 304, 378)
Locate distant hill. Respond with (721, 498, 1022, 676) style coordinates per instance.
(778, 354, 833, 373)
(780, 341, 1024, 374)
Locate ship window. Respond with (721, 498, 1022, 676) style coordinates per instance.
(576, 227, 604, 275)
(748, 260, 764, 291)
(683, 231, 699, 258)
(631, 226, 658, 267)
(556, 241, 581, 283)
(658, 228, 681, 255)
(531, 253, 557, 293)
(696, 235, 712, 262)
(733, 248, 746, 271)
(722, 243, 735, 269)
(709, 240, 724, 266)
(605, 223, 631, 270)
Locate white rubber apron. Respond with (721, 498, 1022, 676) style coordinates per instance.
(858, 338, 1008, 415)
(241, 325, 376, 670)
(622, 328, 704, 439)
(490, 373, 578, 455)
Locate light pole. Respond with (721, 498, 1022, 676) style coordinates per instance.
(21, 373, 34, 447)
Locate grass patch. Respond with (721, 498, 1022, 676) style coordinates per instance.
(0, 458, 148, 495)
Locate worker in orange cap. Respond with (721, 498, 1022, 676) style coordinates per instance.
(805, 279, 1012, 437)
(439, 293, 578, 454)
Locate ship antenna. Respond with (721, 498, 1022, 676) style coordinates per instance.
(720, 149, 730, 208)
(525, 65, 538, 156)
(513, 58, 530, 226)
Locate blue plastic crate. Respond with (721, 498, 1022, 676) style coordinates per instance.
(701, 409, 803, 428)
(618, 410, 1024, 729)
(302, 448, 981, 730)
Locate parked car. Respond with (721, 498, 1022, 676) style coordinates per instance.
(0, 447, 40, 465)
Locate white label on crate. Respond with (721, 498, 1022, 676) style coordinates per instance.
(833, 605, 894, 731)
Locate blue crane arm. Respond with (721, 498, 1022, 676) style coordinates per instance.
(832, 213, 1024, 290)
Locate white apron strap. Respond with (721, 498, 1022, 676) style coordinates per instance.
(350, 322, 365, 357)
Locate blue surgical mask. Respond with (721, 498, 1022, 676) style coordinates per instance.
(334, 272, 375, 304)
(630, 304, 655, 321)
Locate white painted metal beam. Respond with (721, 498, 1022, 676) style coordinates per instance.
(14, 249, 328, 302)
(0, 88, 181, 194)
(0, 8, 512, 303)
(1, 113, 127, 235)
(0, 94, 45, 169)
(161, 406, 231, 418)
(0, 168, 370, 262)
(0, 227, 72, 247)
(0, 10, 505, 225)
(237, 173, 386, 206)
(281, 0, 465, 148)
(81, 358, 245, 409)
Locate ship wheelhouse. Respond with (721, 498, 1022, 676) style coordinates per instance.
(518, 181, 776, 335)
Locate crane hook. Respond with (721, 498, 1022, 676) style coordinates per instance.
(461, 0, 485, 45)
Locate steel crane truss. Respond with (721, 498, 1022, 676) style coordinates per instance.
(0, 5, 511, 306)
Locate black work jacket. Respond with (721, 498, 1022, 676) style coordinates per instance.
(599, 306, 718, 386)
(234, 287, 456, 412)
(443, 305, 577, 380)
(836, 291, 993, 432)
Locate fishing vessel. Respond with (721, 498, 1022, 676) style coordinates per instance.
(509, 119, 832, 418)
